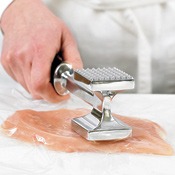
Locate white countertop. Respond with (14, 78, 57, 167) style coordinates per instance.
(0, 66, 175, 175)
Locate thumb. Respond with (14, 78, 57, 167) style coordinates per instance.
(61, 27, 83, 70)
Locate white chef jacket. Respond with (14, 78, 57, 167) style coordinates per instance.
(0, 0, 175, 94)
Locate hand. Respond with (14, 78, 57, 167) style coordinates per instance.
(0, 0, 83, 103)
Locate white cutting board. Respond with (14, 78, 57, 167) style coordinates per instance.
(0, 66, 175, 175)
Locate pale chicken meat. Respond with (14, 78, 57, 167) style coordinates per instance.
(1, 108, 174, 155)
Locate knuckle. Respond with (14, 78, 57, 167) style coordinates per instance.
(1, 44, 36, 67)
(14, 49, 23, 59)
(15, 45, 32, 59)
(16, 44, 36, 59)
(1, 51, 13, 65)
(31, 41, 43, 56)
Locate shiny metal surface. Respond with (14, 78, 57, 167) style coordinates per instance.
(53, 62, 73, 95)
(53, 63, 134, 141)
(74, 67, 134, 91)
(54, 62, 103, 109)
(71, 95, 132, 141)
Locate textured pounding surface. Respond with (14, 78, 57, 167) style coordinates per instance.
(1, 108, 173, 155)
(75, 67, 133, 83)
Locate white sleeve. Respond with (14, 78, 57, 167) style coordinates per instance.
(0, 0, 14, 20)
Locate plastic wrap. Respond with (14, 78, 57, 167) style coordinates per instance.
(1, 107, 173, 155)
(0, 71, 175, 174)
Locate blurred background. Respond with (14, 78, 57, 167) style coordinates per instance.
(1, 0, 175, 94)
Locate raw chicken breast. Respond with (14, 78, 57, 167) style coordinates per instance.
(1, 109, 174, 155)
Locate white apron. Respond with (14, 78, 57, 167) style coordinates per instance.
(0, 0, 175, 94)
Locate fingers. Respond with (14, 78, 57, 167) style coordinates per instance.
(1, 19, 83, 103)
(1, 50, 68, 103)
(31, 55, 70, 103)
(1, 57, 17, 81)
(28, 25, 83, 103)
(1, 51, 29, 91)
(22, 61, 41, 99)
(61, 25, 83, 70)
(1, 47, 42, 99)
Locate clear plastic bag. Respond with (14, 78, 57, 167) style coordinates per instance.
(1, 106, 174, 155)
(0, 86, 175, 175)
